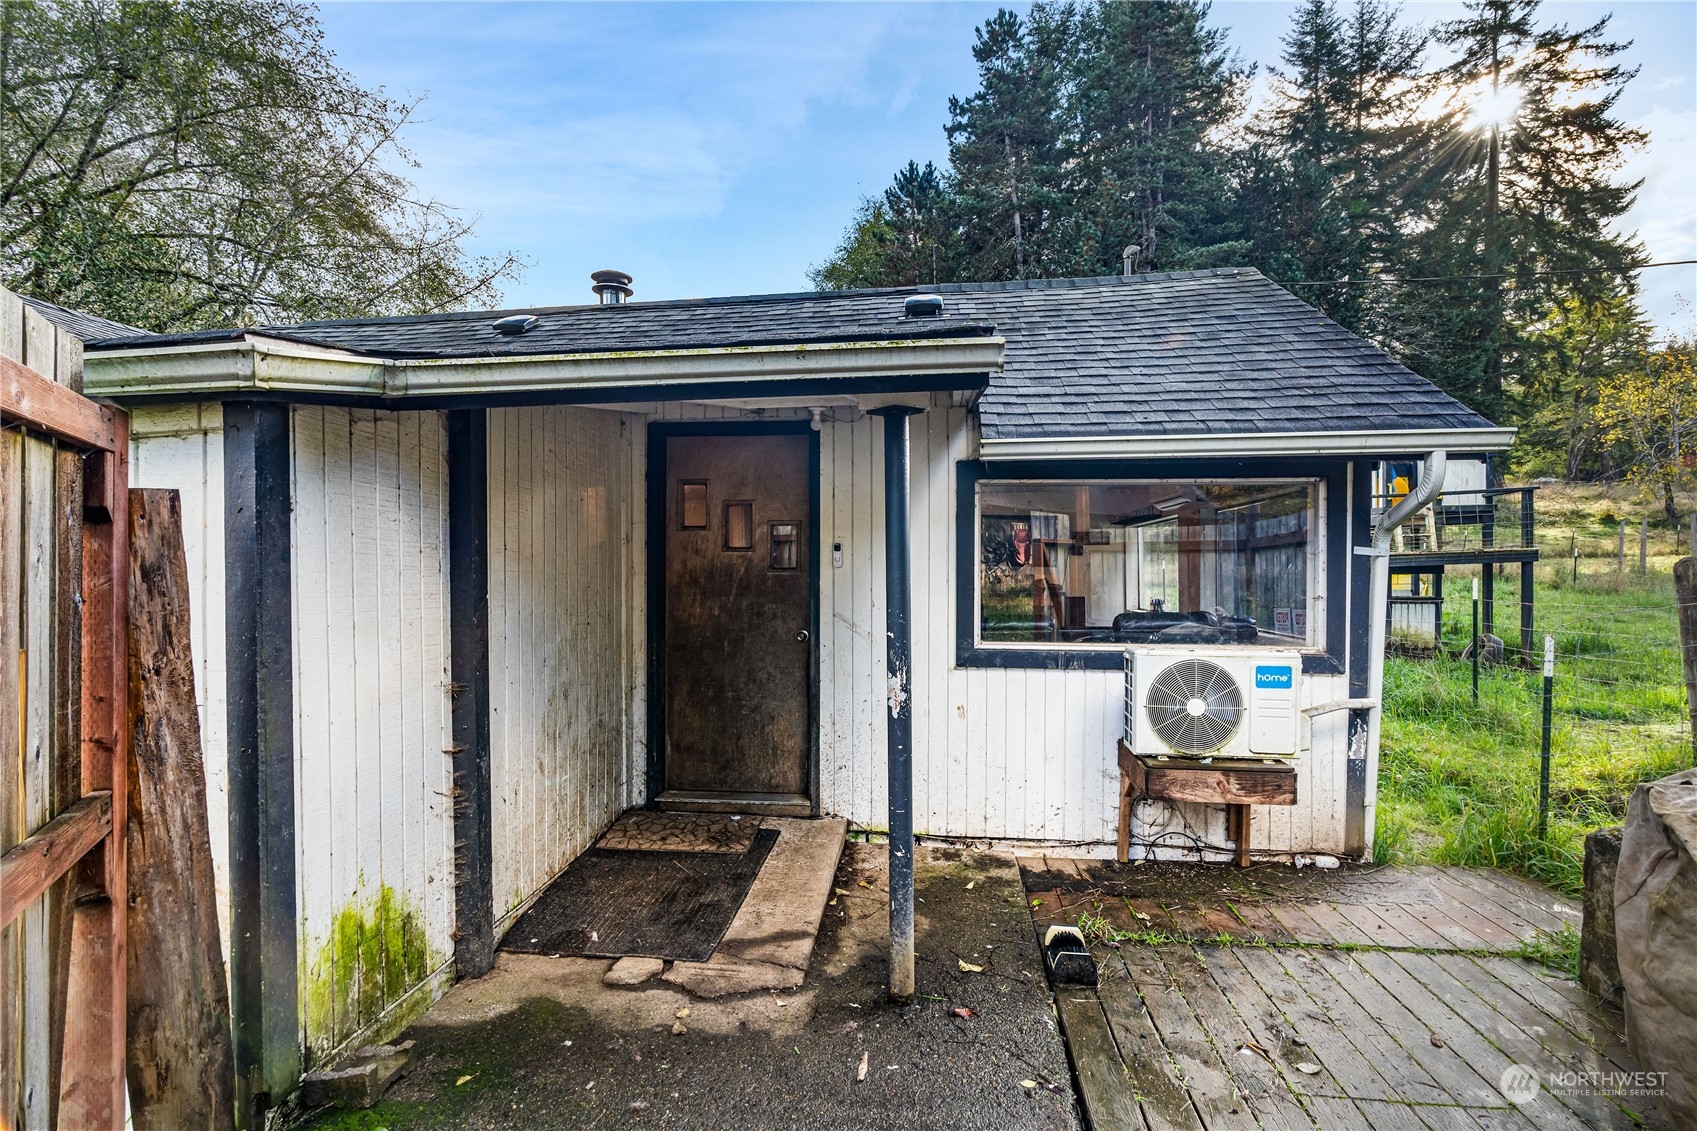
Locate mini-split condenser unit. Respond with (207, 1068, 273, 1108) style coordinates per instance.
(1124, 648, 1302, 761)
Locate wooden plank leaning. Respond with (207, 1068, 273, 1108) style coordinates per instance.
(0, 794, 113, 927)
(0, 354, 117, 452)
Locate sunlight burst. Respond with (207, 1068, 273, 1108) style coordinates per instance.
(1465, 82, 1522, 132)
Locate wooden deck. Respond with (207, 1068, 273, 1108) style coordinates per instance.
(1019, 859, 1665, 1131)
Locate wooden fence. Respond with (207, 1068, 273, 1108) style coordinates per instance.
(1, 288, 129, 1129)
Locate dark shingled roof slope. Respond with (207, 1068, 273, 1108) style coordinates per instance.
(84, 268, 1498, 439)
(18, 294, 148, 344)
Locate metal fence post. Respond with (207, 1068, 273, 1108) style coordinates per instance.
(1538, 635, 1554, 841)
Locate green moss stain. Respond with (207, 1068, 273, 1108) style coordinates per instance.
(305, 884, 437, 1057)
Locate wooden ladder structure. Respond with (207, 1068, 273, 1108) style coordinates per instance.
(2, 332, 129, 1128)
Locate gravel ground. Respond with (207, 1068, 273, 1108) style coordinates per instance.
(294, 844, 1081, 1131)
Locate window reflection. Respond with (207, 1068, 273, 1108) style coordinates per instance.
(978, 480, 1315, 647)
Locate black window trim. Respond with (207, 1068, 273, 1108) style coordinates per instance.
(955, 457, 1350, 675)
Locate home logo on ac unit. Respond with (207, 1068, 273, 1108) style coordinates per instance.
(1253, 665, 1294, 689)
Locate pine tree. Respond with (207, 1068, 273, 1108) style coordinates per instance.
(807, 161, 957, 290)
(1237, 0, 1425, 335)
(1066, 0, 1249, 275)
(945, 6, 1072, 280)
(1398, 0, 1646, 421)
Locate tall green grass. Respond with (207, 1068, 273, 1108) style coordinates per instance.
(1376, 560, 1691, 895)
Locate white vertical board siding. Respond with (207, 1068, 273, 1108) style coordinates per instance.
(812, 399, 1350, 854)
(487, 406, 643, 927)
(128, 406, 231, 944)
(289, 406, 454, 1063)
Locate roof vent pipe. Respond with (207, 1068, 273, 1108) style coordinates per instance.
(1122, 245, 1141, 276)
(591, 270, 634, 304)
(904, 294, 943, 318)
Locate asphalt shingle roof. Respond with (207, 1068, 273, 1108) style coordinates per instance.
(80, 268, 1498, 439)
(19, 294, 147, 344)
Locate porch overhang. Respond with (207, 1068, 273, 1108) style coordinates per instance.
(977, 426, 1516, 462)
(83, 333, 1004, 406)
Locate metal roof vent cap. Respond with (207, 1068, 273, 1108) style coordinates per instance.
(493, 314, 540, 336)
(591, 270, 634, 304)
(904, 293, 944, 318)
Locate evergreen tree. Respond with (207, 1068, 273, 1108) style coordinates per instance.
(1236, 0, 1425, 336)
(807, 161, 958, 290)
(945, 6, 1072, 280)
(1397, 0, 1645, 421)
(1066, 0, 1249, 275)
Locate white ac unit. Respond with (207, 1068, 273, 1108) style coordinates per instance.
(1126, 648, 1302, 761)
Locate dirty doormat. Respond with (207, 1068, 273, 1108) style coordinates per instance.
(500, 828, 779, 962)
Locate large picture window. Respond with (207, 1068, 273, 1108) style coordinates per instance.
(977, 479, 1318, 648)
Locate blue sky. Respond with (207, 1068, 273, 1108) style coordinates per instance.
(316, 1, 1696, 334)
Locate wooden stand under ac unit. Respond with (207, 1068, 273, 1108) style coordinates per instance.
(1117, 739, 1297, 867)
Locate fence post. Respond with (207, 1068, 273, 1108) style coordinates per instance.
(1472, 576, 1480, 706)
(1676, 558, 1697, 766)
(1571, 532, 1578, 584)
(1539, 635, 1554, 841)
(1618, 521, 1626, 573)
(1640, 518, 1649, 574)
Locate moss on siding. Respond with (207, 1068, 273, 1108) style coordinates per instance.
(305, 884, 437, 1058)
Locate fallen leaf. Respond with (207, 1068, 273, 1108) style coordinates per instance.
(1020, 1079, 1038, 1090)
(1295, 1062, 1322, 1075)
(834, 887, 850, 896)
(773, 996, 790, 1007)
(966, 881, 975, 890)
(958, 959, 985, 973)
(1133, 911, 1151, 922)
(856, 1052, 869, 1083)
(671, 1021, 688, 1036)
(1429, 1034, 1446, 1048)
(951, 1006, 974, 1019)
(1030, 898, 1043, 908)
(858, 880, 874, 890)
(828, 897, 838, 906)
(674, 1007, 690, 1019)
(1239, 1042, 1274, 1064)
(455, 1074, 476, 1087)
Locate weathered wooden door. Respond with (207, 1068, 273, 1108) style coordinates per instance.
(663, 433, 811, 800)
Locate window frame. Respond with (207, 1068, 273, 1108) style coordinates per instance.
(954, 458, 1351, 673)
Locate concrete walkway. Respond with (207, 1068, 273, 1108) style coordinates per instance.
(295, 844, 1080, 1130)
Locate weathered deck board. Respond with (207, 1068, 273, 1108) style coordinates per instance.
(1024, 862, 1652, 1131)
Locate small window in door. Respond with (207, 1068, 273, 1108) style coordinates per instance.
(724, 501, 754, 550)
(770, 522, 799, 570)
(679, 481, 709, 529)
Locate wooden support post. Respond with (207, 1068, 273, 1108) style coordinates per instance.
(1640, 518, 1649, 574)
(222, 404, 298, 1126)
(126, 489, 236, 1130)
(59, 413, 128, 1130)
(447, 409, 494, 977)
(1618, 521, 1626, 572)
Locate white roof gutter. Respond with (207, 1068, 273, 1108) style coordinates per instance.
(83, 333, 1006, 401)
(979, 427, 1514, 460)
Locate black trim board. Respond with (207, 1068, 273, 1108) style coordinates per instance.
(1344, 460, 1374, 856)
(953, 457, 1352, 674)
(644, 421, 823, 815)
(447, 410, 495, 975)
(223, 402, 299, 1123)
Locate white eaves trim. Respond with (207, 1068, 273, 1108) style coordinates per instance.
(978, 426, 1516, 460)
(83, 333, 1006, 400)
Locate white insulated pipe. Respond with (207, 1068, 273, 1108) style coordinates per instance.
(1361, 449, 1447, 854)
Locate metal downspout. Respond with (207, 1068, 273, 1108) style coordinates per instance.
(1358, 450, 1447, 857)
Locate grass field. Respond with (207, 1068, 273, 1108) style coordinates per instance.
(1374, 482, 1694, 896)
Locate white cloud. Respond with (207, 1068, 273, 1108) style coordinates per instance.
(1616, 103, 1697, 336)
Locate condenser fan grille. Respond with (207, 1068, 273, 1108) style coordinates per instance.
(1145, 659, 1245, 754)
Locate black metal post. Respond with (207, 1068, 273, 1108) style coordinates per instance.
(1481, 508, 1496, 639)
(872, 406, 921, 1003)
(223, 402, 299, 1126)
(448, 409, 495, 977)
(1519, 560, 1535, 665)
(1539, 635, 1554, 841)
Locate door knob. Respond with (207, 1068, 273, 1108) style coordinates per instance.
(796, 629, 810, 642)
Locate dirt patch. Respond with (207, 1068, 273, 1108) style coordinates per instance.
(295, 845, 1079, 1131)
